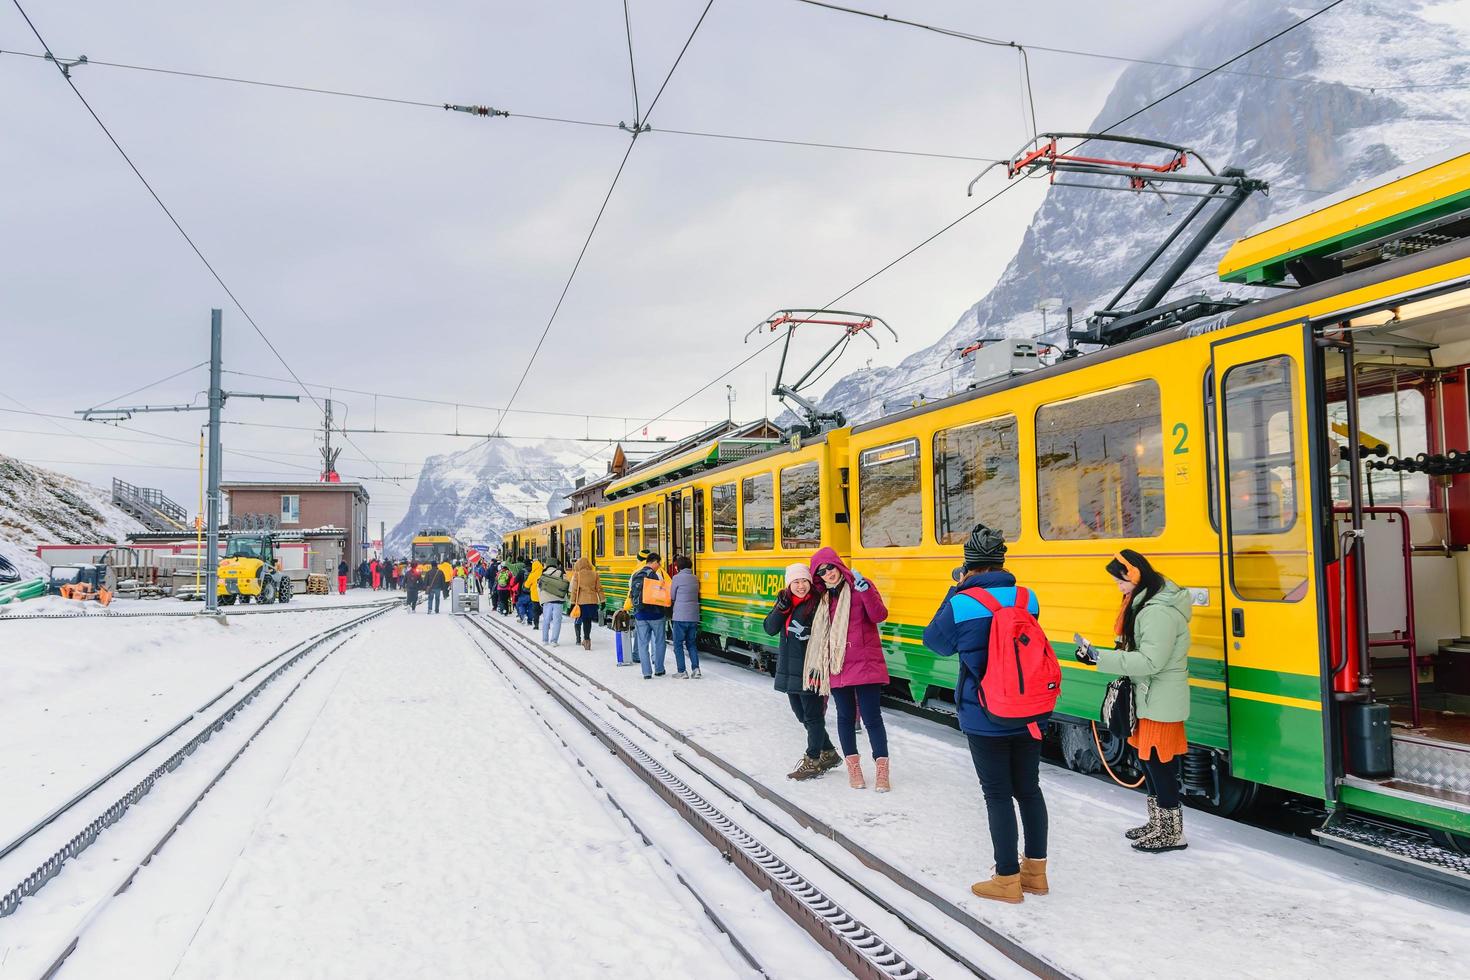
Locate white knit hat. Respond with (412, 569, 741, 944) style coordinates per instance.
(785, 562, 812, 585)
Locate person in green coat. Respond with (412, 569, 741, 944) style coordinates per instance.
(1077, 549, 1192, 852)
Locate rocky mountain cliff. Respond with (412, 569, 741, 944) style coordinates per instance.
(813, 0, 1470, 421)
(0, 455, 147, 578)
(384, 439, 601, 555)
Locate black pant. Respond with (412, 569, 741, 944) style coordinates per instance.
(967, 733, 1048, 876)
(787, 692, 834, 760)
(1142, 751, 1182, 808)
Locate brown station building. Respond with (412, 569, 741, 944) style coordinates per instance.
(221, 481, 371, 570)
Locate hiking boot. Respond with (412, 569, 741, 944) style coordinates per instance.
(654, 671, 666, 677)
(970, 871, 1023, 904)
(845, 754, 866, 789)
(1134, 806, 1188, 853)
(816, 749, 841, 772)
(1019, 857, 1048, 895)
(787, 755, 822, 780)
(1126, 797, 1160, 841)
(874, 757, 891, 793)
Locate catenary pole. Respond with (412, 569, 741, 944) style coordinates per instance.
(205, 308, 224, 614)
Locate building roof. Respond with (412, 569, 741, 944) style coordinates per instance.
(221, 480, 369, 500)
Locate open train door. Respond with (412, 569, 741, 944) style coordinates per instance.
(1210, 322, 1332, 798)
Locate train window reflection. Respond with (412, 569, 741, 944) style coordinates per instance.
(1224, 356, 1307, 602)
(1036, 381, 1165, 540)
(712, 483, 738, 552)
(859, 438, 921, 548)
(781, 462, 822, 549)
(627, 507, 641, 555)
(643, 502, 660, 555)
(934, 417, 1019, 543)
(595, 516, 605, 558)
(613, 511, 624, 556)
(742, 473, 775, 550)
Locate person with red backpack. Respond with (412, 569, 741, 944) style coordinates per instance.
(923, 523, 1058, 904)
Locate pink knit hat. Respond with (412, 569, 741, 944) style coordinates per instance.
(785, 562, 812, 586)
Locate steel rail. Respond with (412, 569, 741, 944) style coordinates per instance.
(460, 615, 926, 980)
(0, 603, 390, 919)
(34, 625, 367, 979)
(0, 603, 389, 864)
(475, 614, 1076, 980)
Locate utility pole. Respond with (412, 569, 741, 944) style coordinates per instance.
(77, 309, 299, 618)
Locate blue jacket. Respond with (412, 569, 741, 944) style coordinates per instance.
(922, 570, 1040, 737)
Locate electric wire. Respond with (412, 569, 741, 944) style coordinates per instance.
(84, 361, 207, 412)
(0, 47, 995, 161)
(11, 0, 392, 485)
(492, 0, 716, 433)
(623, 0, 641, 123)
(568, 0, 1352, 464)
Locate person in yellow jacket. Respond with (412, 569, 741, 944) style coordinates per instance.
(528, 559, 544, 630)
(437, 560, 454, 598)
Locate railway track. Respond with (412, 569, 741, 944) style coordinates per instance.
(463, 613, 1072, 980)
(0, 603, 391, 977)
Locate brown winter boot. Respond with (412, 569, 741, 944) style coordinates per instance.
(874, 757, 891, 793)
(787, 755, 821, 781)
(970, 871, 1023, 904)
(1019, 857, 1048, 895)
(583, 636, 592, 651)
(816, 749, 842, 772)
(845, 754, 866, 789)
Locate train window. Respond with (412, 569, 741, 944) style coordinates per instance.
(643, 502, 661, 556)
(627, 506, 641, 555)
(711, 483, 737, 551)
(780, 462, 822, 549)
(595, 515, 606, 558)
(681, 495, 694, 560)
(742, 473, 775, 550)
(1036, 381, 1165, 540)
(859, 439, 921, 548)
(613, 511, 625, 556)
(933, 417, 1019, 543)
(1223, 356, 1307, 602)
(695, 487, 706, 553)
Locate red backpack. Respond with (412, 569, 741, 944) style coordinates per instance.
(961, 586, 1061, 737)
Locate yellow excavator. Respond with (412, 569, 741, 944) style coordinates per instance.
(217, 533, 293, 605)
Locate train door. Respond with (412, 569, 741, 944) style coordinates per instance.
(668, 491, 683, 565)
(1210, 323, 1329, 797)
(550, 526, 560, 567)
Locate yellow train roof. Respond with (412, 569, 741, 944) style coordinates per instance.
(1219, 143, 1470, 285)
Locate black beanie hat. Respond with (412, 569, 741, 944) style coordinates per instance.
(963, 523, 1007, 568)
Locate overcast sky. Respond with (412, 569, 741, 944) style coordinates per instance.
(2, 0, 1230, 532)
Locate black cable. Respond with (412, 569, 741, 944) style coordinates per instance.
(642, 0, 716, 121)
(494, 0, 717, 432)
(0, 48, 991, 160)
(11, 1, 393, 484)
(623, 0, 641, 123)
(592, 0, 1351, 451)
(492, 135, 639, 436)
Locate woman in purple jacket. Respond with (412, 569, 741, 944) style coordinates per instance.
(805, 546, 891, 792)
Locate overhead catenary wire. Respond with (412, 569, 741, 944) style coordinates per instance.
(0, 47, 995, 162)
(10, 0, 394, 484)
(492, 0, 716, 435)
(569, 0, 1351, 465)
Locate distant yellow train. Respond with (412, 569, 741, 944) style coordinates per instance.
(509, 144, 1470, 867)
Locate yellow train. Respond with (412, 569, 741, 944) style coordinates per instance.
(508, 143, 1470, 875)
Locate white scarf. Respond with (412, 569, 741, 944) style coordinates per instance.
(803, 583, 851, 695)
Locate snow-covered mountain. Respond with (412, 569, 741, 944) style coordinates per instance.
(384, 439, 602, 554)
(0, 455, 148, 578)
(815, 0, 1470, 422)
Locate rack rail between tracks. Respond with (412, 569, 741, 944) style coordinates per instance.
(461, 615, 931, 980)
(0, 602, 391, 920)
(471, 613, 1077, 980)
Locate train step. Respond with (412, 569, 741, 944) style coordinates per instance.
(1314, 810, 1470, 889)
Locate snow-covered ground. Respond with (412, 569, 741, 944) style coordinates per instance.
(505, 613, 1470, 980)
(33, 612, 797, 979)
(7, 601, 1468, 979)
(0, 602, 382, 849)
(0, 588, 398, 618)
